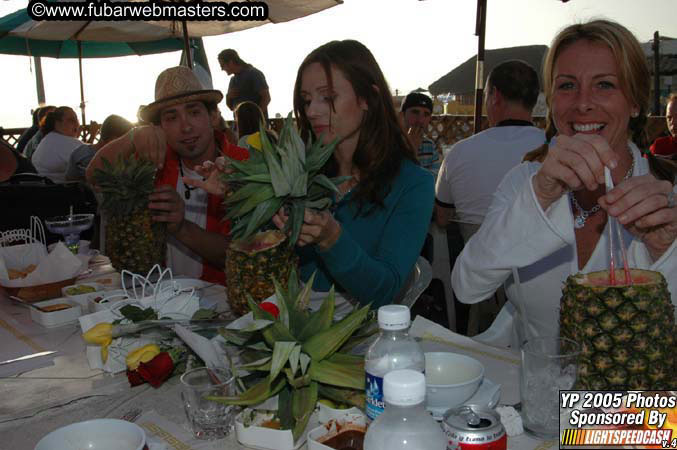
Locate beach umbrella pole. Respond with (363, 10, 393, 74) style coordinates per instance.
(181, 21, 192, 68)
(77, 41, 86, 125)
(34, 56, 46, 104)
(473, 0, 486, 134)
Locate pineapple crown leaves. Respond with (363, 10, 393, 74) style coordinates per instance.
(92, 155, 157, 216)
(222, 112, 348, 245)
(213, 272, 373, 440)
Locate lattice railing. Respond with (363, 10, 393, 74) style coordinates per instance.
(2, 116, 669, 152)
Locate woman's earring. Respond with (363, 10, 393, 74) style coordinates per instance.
(631, 110, 639, 118)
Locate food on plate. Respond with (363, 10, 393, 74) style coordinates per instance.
(92, 156, 167, 274)
(66, 285, 97, 295)
(8, 264, 37, 280)
(41, 303, 72, 312)
(92, 296, 104, 303)
(223, 116, 342, 316)
(560, 269, 676, 390)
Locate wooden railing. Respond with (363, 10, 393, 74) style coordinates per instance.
(2, 115, 669, 152)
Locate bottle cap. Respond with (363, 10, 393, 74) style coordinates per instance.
(377, 305, 410, 330)
(383, 369, 426, 406)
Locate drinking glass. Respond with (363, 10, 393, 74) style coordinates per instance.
(180, 367, 237, 440)
(520, 336, 579, 440)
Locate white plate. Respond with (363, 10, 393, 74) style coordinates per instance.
(427, 378, 501, 420)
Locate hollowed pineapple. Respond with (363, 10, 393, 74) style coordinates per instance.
(560, 269, 676, 390)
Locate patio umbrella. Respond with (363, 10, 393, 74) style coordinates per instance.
(0, 5, 185, 124)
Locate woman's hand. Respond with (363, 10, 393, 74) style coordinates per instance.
(184, 156, 230, 196)
(272, 208, 342, 251)
(532, 134, 619, 209)
(599, 175, 677, 260)
(130, 125, 167, 170)
(148, 185, 185, 235)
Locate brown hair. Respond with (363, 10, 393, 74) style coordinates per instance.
(293, 39, 417, 215)
(43, 106, 76, 135)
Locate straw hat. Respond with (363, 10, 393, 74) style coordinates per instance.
(139, 66, 223, 123)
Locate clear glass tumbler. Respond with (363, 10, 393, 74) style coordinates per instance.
(180, 367, 237, 440)
(520, 336, 580, 440)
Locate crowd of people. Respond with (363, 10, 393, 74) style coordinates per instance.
(2, 19, 675, 336)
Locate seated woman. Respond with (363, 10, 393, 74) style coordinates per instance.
(452, 20, 677, 340)
(190, 40, 435, 308)
(31, 106, 83, 183)
(270, 40, 434, 307)
(234, 101, 276, 147)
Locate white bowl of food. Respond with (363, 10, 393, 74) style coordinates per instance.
(89, 289, 128, 312)
(34, 418, 145, 450)
(424, 352, 484, 415)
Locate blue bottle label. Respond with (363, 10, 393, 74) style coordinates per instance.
(365, 372, 385, 421)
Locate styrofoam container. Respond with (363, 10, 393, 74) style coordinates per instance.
(235, 409, 317, 450)
(30, 298, 82, 328)
(308, 421, 367, 450)
(62, 282, 104, 298)
(317, 402, 366, 425)
(35, 418, 145, 450)
(62, 282, 104, 313)
(90, 289, 129, 312)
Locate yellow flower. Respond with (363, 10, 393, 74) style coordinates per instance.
(83, 323, 112, 346)
(246, 132, 262, 151)
(126, 344, 161, 371)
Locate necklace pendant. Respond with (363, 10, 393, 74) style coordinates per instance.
(574, 215, 585, 229)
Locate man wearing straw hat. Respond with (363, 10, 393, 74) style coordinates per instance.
(87, 66, 248, 285)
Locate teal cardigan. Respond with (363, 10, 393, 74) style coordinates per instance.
(298, 159, 435, 308)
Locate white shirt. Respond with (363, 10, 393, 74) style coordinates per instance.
(31, 132, 84, 183)
(451, 142, 677, 340)
(436, 125, 545, 224)
(166, 165, 208, 279)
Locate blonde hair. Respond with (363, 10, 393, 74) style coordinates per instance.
(525, 20, 656, 166)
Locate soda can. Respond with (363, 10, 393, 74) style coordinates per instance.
(442, 405, 507, 450)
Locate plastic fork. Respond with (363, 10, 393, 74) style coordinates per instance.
(604, 167, 632, 285)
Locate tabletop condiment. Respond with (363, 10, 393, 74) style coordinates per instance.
(442, 405, 506, 450)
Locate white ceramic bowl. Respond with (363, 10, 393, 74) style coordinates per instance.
(424, 352, 484, 412)
(34, 418, 145, 450)
(89, 289, 128, 312)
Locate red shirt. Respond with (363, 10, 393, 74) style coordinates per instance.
(155, 130, 248, 284)
(650, 136, 677, 157)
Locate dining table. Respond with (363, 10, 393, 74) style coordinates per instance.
(0, 264, 558, 450)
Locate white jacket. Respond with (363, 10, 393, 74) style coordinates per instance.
(452, 142, 677, 339)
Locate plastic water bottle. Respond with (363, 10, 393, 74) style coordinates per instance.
(364, 369, 446, 450)
(365, 305, 424, 422)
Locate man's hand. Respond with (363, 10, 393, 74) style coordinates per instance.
(149, 185, 185, 234)
(130, 125, 168, 170)
(407, 124, 425, 152)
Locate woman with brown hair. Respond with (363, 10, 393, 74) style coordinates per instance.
(271, 40, 435, 307)
(452, 19, 677, 340)
(31, 106, 83, 183)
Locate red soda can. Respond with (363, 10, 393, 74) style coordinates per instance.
(442, 405, 507, 450)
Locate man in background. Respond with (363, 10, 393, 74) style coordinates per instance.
(650, 93, 676, 157)
(401, 92, 440, 176)
(218, 49, 271, 119)
(66, 114, 133, 181)
(435, 59, 544, 242)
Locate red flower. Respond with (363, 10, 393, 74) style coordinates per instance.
(137, 352, 175, 388)
(126, 369, 145, 387)
(260, 301, 280, 318)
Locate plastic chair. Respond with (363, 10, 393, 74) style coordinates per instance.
(428, 222, 456, 331)
(395, 256, 432, 310)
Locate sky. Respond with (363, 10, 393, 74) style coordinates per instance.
(0, 0, 675, 128)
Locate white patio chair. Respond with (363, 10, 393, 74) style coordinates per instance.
(395, 256, 432, 310)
